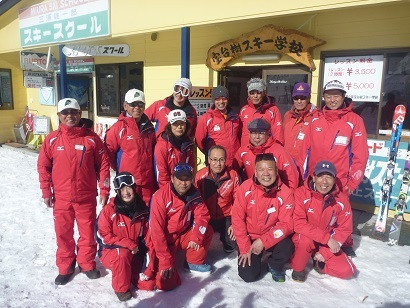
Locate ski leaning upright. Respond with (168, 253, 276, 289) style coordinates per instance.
(387, 151, 410, 245)
(374, 104, 406, 236)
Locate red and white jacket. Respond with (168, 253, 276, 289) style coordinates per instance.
(239, 96, 284, 146)
(104, 113, 156, 188)
(195, 106, 241, 166)
(300, 101, 369, 192)
(154, 132, 195, 188)
(233, 137, 301, 189)
(232, 178, 294, 254)
(293, 178, 353, 259)
(145, 96, 197, 139)
(283, 103, 318, 163)
(96, 196, 149, 255)
(195, 166, 241, 220)
(146, 183, 210, 270)
(37, 123, 110, 202)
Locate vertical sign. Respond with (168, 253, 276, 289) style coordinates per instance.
(323, 55, 384, 102)
(19, 0, 110, 47)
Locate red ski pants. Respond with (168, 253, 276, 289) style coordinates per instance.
(100, 248, 144, 293)
(143, 226, 214, 291)
(290, 234, 356, 279)
(53, 199, 97, 274)
(136, 184, 157, 206)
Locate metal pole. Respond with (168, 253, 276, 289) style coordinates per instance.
(59, 45, 67, 99)
(181, 27, 190, 78)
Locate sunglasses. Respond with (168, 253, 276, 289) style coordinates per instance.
(113, 174, 135, 190)
(293, 96, 307, 100)
(173, 85, 190, 97)
(126, 101, 145, 108)
(60, 109, 80, 116)
(173, 164, 193, 173)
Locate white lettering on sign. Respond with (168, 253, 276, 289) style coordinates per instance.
(62, 44, 130, 57)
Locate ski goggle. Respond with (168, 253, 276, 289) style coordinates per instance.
(113, 174, 135, 190)
(173, 85, 190, 97)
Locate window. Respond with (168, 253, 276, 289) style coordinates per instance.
(0, 69, 13, 110)
(96, 62, 143, 117)
(320, 50, 410, 138)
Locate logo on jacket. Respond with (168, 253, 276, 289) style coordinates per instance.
(169, 208, 177, 213)
(213, 124, 221, 132)
(315, 127, 322, 132)
(245, 161, 251, 166)
(118, 222, 125, 227)
(273, 229, 284, 238)
(126, 135, 133, 140)
(244, 115, 249, 119)
(345, 211, 351, 216)
(199, 225, 207, 235)
(57, 146, 64, 151)
(307, 208, 314, 213)
(355, 132, 362, 137)
(250, 199, 255, 205)
(285, 204, 292, 209)
(171, 154, 176, 159)
(283, 162, 290, 168)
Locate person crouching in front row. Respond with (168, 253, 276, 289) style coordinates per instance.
(96, 172, 149, 302)
(141, 163, 214, 291)
(290, 161, 356, 282)
(232, 153, 295, 283)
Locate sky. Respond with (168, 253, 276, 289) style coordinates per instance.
(0, 146, 409, 308)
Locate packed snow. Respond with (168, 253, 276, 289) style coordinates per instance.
(0, 146, 409, 308)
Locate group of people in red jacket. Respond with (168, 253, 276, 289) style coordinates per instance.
(37, 76, 369, 301)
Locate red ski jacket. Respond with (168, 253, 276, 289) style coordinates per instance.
(283, 103, 318, 163)
(300, 101, 369, 192)
(38, 123, 110, 202)
(195, 106, 241, 166)
(239, 96, 284, 146)
(154, 133, 195, 188)
(232, 178, 294, 254)
(293, 178, 353, 259)
(104, 113, 156, 188)
(233, 137, 300, 189)
(96, 197, 149, 254)
(145, 96, 197, 138)
(195, 166, 240, 220)
(147, 183, 210, 270)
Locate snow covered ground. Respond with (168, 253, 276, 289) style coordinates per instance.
(0, 146, 409, 308)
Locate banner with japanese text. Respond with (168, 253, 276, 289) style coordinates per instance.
(351, 139, 410, 213)
(206, 24, 325, 71)
(323, 55, 384, 102)
(19, 0, 110, 47)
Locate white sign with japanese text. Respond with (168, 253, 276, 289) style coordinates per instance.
(62, 44, 129, 57)
(19, 0, 110, 47)
(323, 55, 384, 102)
(23, 71, 53, 88)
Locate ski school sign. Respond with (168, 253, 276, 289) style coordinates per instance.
(352, 139, 409, 213)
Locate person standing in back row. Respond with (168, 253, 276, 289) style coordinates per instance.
(38, 98, 111, 285)
(283, 82, 318, 165)
(105, 89, 157, 205)
(145, 78, 197, 139)
(195, 85, 242, 166)
(239, 77, 284, 146)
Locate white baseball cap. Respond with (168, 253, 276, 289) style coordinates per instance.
(57, 98, 80, 112)
(323, 80, 346, 93)
(125, 89, 145, 104)
(168, 109, 187, 124)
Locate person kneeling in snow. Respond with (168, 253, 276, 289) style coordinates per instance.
(290, 161, 356, 282)
(96, 172, 149, 302)
(232, 153, 295, 283)
(142, 163, 214, 291)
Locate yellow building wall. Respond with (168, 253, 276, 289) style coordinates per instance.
(0, 1, 409, 141)
(0, 53, 27, 143)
